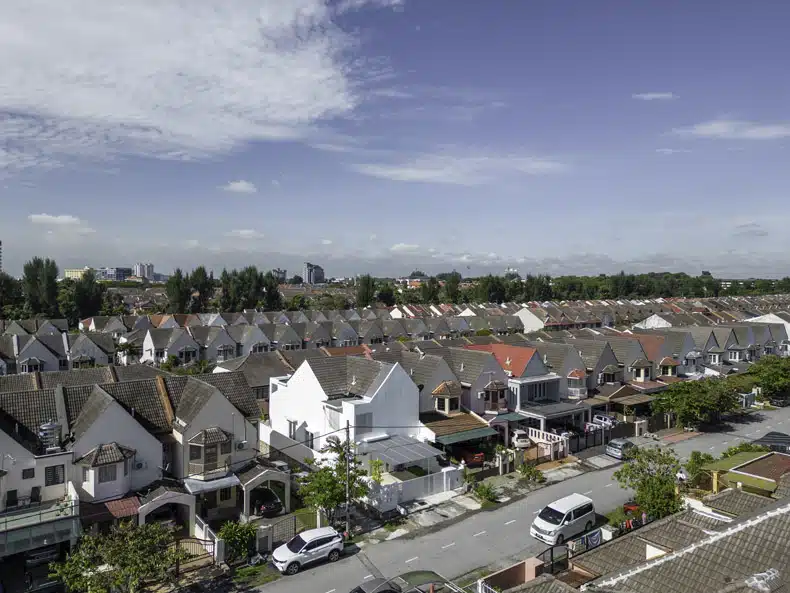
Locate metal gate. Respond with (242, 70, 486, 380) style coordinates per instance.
(170, 537, 215, 576)
(270, 515, 298, 549)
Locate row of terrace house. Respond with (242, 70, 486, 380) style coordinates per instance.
(0, 365, 289, 579)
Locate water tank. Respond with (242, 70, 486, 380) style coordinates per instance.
(39, 421, 61, 449)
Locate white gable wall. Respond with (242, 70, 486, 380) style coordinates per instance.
(268, 363, 328, 449)
(514, 308, 546, 332)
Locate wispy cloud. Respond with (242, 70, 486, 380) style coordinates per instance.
(390, 243, 420, 252)
(655, 148, 691, 155)
(673, 119, 790, 140)
(29, 213, 95, 235)
(321, 239, 333, 245)
(351, 150, 566, 185)
(226, 229, 264, 240)
(733, 222, 769, 239)
(632, 92, 677, 101)
(221, 180, 258, 194)
(0, 1, 395, 176)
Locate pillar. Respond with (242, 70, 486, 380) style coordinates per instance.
(539, 418, 546, 431)
(284, 477, 291, 513)
(244, 487, 251, 517)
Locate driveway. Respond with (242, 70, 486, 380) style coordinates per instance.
(259, 407, 790, 593)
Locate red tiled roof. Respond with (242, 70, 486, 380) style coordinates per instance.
(567, 368, 587, 379)
(105, 496, 141, 518)
(734, 453, 790, 481)
(634, 334, 665, 363)
(322, 345, 371, 357)
(658, 357, 680, 366)
(658, 375, 684, 384)
(464, 343, 537, 377)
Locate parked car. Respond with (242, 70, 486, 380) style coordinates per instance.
(584, 422, 602, 432)
(605, 438, 636, 460)
(592, 414, 619, 428)
(530, 493, 596, 545)
(770, 398, 790, 407)
(511, 429, 531, 449)
(454, 446, 485, 466)
(350, 578, 402, 593)
(271, 527, 344, 575)
(255, 487, 284, 518)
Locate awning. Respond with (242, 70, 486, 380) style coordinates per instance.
(488, 412, 527, 423)
(360, 435, 444, 467)
(435, 427, 498, 446)
(613, 394, 654, 406)
(183, 474, 241, 495)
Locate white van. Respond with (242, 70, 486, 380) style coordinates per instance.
(530, 493, 596, 545)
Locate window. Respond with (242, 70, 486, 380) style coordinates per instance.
(305, 430, 315, 450)
(82, 467, 89, 482)
(355, 413, 373, 436)
(155, 349, 165, 359)
(204, 445, 218, 465)
(252, 343, 268, 354)
(59, 359, 69, 370)
(22, 468, 35, 480)
(449, 397, 460, 412)
(220, 487, 232, 502)
(45, 464, 65, 486)
(124, 458, 129, 476)
(288, 420, 297, 440)
(220, 440, 232, 455)
(603, 373, 616, 383)
(435, 397, 447, 413)
(99, 465, 117, 483)
(189, 445, 202, 461)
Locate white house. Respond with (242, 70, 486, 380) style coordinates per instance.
(140, 328, 200, 365)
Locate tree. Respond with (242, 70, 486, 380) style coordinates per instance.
(57, 280, 79, 328)
(0, 271, 23, 317)
(476, 275, 507, 303)
(652, 379, 739, 427)
(409, 270, 427, 278)
(376, 284, 396, 307)
(288, 275, 304, 285)
(613, 446, 681, 519)
(720, 442, 769, 458)
(50, 521, 189, 593)
(356, 275, 376, 308)
(749, 356, 790, 399)
(442, 271, 461, 303)
(74, 269, 105, 320)
(189, 266, 214, 313)
(684, 451, 715, 487)
(287, 294, 306, 311)
(420, 277, 440, 304)
(261, 271, 283, 311)
(101, 291, 127, 316)
(165, 269, 191, 314)
(22, 257, 59, 316)
(298, 438, 369, 525)
(217, 521, 258, 563)
(218, 269, 234, 311)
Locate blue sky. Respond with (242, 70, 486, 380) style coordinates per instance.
(2, 0, 789, 278)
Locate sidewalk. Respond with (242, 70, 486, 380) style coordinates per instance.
(358, 458, 587, 546)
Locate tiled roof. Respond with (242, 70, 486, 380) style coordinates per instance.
(437, 347, 493, 384)
(76, 442, 136, 466)
(104, 496, 141, 518)
(114, 365, 165, 381)
(594, 500, 790, 593)
(102, 379, 170, 433)
(705, 488, 776, 517)
(505, 574, 577, 593)
(165, 372, 259, 418)
(674, 509, 730, 530)
(140, 482, 189, 505)
(432, 380, 462, 397)
(418, 411, 488, 437)
(369, 350, 446, 388)
(0, 388, 57, 435)
(39, 366, 115, 389)
(731, 452, 790, 481)
(0, 373, 38, 393)
(189, 426, 232, 445)
(216, 352, 292, 388)
(174, 378, 217, 425)
(71, 386, 115, 438)
(306, 356, 388, 398)
(464, 343, 538, 377)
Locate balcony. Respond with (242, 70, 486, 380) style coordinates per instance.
(188, 456, 231, 480)
(0, 499, 80, 558)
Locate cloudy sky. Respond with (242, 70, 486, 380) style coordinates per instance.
(2, 0, 789, 278)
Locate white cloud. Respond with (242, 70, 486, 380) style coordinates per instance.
(0, 1, 394, 176)
(673, 119, 790, 140)
(184, 239, 200, 249)
(226, 229, 264, 240)
(632, 92, 677, 101)
(655, 148, 691, 154)
(351, 151, 565, 185)
(321, 239, 333, 245)
(29, 213, 82, 226)
(369, 234, 378, 241)
(221, 180, 257, 194)
(390, 243, 420, 252)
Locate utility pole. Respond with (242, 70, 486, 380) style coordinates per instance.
(345, 419, 351, 538)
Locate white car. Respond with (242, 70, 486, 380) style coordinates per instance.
(271, 527, 344, 575)
(511, 429, 531, 449)
(592, 414, 618, 428)
(530, 493, 596, 545)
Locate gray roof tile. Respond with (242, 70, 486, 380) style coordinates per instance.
(306, 356, 388, 398)
(76, 442, 135, 466)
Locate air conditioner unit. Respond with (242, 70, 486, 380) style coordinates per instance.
(135, 461, 147, 470)
(236, 440, 248, 451)
(477, 391, 485, 399)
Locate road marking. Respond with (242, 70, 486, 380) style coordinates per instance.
(442, 542, 456, 549)
(405, 557, 419, 564)
(583, 490, 593, 495)
(473, 530, 487, 537)
(709, 446, 716, 450)
(363, 575, 374, 581)
(746, 432, 754, 437)
(533, 510, 541, 514)
(505, 520, 516, 525)
(604, 483, 613, 488)
(325, 590, 336, 593)
(722, 440, 729, 445)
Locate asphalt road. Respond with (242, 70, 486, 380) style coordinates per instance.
(261, 407, 790, 593)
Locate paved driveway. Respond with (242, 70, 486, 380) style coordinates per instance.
(260, 407, 790, 593)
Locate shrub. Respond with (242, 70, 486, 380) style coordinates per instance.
(218, 521, 259, 564)
(473, 482, 498, 503)
(518, 464, 546, 484)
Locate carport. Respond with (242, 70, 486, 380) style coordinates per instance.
(237, 461, 292, 520)
(518, 400, 591, 431)
(138, 484, 196, 535)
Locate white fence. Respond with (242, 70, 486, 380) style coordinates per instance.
(194, 516, 225, 563)
(366, 466, 464, 513)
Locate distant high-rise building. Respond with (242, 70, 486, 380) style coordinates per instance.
(272, 268, 287, 282)
(0, 240, 3, 273)
(134, 262, 155, 279)
(302, 262, 326, 284)
(64, 267, 93, 280)
(96, 267, 133, 281)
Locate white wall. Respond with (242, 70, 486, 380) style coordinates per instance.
(201, 330, 239, 363)
(0, 430, 72, 512)
(269, 364, 329, 450)
(417, 361, 457, 414)
(176, 389, 257, 481)
(70, 397, 163, 497)
(633, 314, 673, 329)
(466, 357, 509, 415)
(515, 308, 545, 332)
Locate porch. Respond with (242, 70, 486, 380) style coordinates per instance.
(138, 483, 196, 535)
(518, 400, 592, 432)
(236, 460, 292, 522)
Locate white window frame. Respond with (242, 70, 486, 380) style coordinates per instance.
(99, 465, 117, 483)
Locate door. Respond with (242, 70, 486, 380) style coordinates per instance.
(300, 539, 323, 565)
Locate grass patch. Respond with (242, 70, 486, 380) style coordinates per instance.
(294, 509, 318, 530)
(406, 465, 428, 477)
(233, 564, 282, 587)
(480, 499, 498, 510)
(383, 518, 405, 532)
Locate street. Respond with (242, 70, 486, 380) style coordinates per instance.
(260, 407, 790, 593)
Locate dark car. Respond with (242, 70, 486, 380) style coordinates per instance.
(350, 578, 402, 593)
(255, 487, 284, 517)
